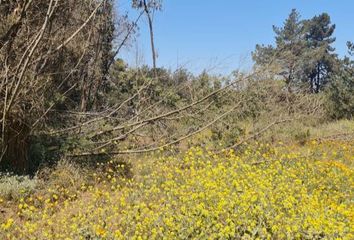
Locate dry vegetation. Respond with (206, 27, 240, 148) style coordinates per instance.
(1, 1, 353, 239)
(0, 135, 353, 239)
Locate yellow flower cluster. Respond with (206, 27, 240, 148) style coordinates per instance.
(1, 140, 353, 239)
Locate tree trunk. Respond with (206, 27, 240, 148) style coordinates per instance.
(1, 117, 29, 174)
(143, 0, 157, 73)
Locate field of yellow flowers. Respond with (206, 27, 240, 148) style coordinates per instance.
(1, 140, 353, 239)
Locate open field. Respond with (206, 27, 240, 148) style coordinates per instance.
(1, 136, 353, 239)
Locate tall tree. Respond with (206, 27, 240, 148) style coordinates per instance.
(132, 0, 162, 72)
(273, 9, 306, 89)
(0, 0, 118, 173)
(253, 9, 306, 90)
(304, 13, 337, 93)
(252, 10, 338, 93)
(90, 0, 115, 111)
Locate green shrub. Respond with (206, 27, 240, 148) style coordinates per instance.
(326, 59, 354, 119)
(0, 173, 38, 201)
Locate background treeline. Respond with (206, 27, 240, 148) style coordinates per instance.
(0, 2, 353, 174)
(253, 9, 353, 118)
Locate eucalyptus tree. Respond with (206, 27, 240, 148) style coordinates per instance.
(0, 0, 118, 173)
(132, 0, 162, 71)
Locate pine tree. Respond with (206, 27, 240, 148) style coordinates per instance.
(273, 9, 304, 46)
(304, 13, 338, 93)
(252, 9, 306, 90)
(252, 10, 338, 93)
(272, 9, 306, 89)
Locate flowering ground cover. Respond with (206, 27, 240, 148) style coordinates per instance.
(1, 140, 353, 239)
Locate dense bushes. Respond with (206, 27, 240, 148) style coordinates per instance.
(326, 57, 354, 119)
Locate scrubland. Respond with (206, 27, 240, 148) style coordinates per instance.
(1, 122, 353, 239)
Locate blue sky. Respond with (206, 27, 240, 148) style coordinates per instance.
(116, 0, 354, 75)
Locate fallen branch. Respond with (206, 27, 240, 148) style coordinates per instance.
(67, 101, 242, 157)
(225, 118, 293, 152)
